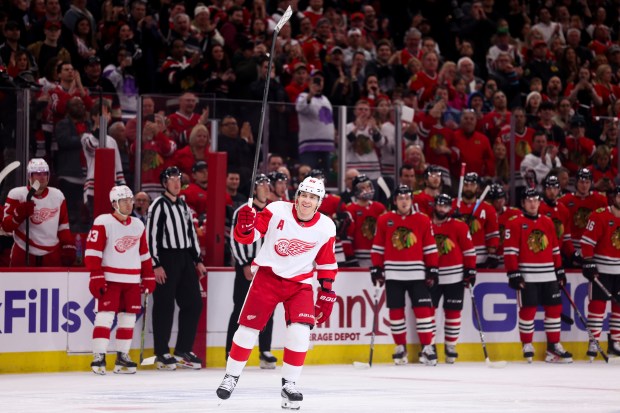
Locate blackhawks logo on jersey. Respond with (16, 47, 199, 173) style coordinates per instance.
(429, 133, 446, 150)
(361, 216, 377, 240)
(392, 226, 416, 250)
(434, 233, 455, 256)
(516, 140, 531, 158)
(611, 228, 620, 250)
(552, 217, 564, 240)
(464, 216, 482, 235)
(527, 229, 549, 253)
(353, 134, 374, 155)
(574, 207, 593, 229)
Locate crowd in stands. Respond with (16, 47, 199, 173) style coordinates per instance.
(2, 0, 620, 253)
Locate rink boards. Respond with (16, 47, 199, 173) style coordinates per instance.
(0, 268, 606, 373)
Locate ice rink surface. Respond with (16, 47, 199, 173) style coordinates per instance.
(1, 361, 619, 413)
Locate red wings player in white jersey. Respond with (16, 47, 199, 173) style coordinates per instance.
(430, 193, 476, 363)
(2, 158, 75, 267)
(580, 185, 620, 360)
(85, 185, 156, 375)
(370, 185, 439, 366)
(217, 177, 337, 410)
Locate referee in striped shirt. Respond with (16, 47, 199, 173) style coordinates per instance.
(147, 166, 206, 370)
(225, 174, 277, 368)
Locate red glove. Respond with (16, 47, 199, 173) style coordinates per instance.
(14, 201, 35, 223)
(61, 244, 76, 266)
(236, 205, 257, 234)
(89, 270, 107, 299)
(314, 289, 337, 324)
(141, 274, 156, 294)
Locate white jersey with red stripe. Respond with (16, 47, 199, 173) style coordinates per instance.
(236, 201, 338, 285)
(85, 214, 152, 284)
(3, 186, 70, 256)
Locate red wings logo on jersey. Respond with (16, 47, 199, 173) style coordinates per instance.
(30, 207, 59, 224)
(114, 235, 140, 253)
(274, 238, 317, 257)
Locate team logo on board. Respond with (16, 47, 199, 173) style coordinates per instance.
(274, 238, 317, 256)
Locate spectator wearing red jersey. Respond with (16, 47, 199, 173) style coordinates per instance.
(452, 111, 495, 179)
(589, 145, 617, 193)
(562, 115, 596, 176)
(172, 124, 211, 182)
(166, 92, 209, 149)
(408, 50, 439, 108)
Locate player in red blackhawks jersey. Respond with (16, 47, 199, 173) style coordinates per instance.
(413, 165, 443, 217)
(504, 188, 573, 363)
(559, 168, 608, 254)
(2, 158, 76, 267)
(430, 193, 476, 363)
(539, 175, 579, 267)
(453, 173, 500, 268)
(487, 184, 521, 269)
(85, 185, 156, 375)
(370, 185, 439, 366)
(345, 174, 386, 267)
(580, 185, 620, 360)
(217, 177, 337, 410)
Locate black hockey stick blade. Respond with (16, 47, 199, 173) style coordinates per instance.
(560, 313, 574, 325)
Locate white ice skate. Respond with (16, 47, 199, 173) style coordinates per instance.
(259, 351, 277, 369)
(281, 379, 303, 410)
(392, 345, 408, 365)
(522, 343, 534, 363)
(216, 373, 239, 401)
(155, 353, 177, 371)
(586, 340, 598, 362)
(445, 344, 458, 364)
(91, 353, 106, 375)
(113, 352, 137, 374)
(545, 342, 573, 364)
(419, 344, 438, 366)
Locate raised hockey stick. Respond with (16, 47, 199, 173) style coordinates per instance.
(25, 180, 40, 266)
(139, 291, 150, 364)
(456, 163, 466, 210)
(471, 184, 491, 216)
(560, 284, 618, 363)
(468, 286, 507, 368)
(353, 286, 381, 369)
(247, 6, 292, 208)
(0, 160, 20, 188)
(594, 277, 620, 305)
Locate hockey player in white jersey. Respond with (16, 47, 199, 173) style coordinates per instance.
(2, 158, 76, 266)
(85, 185, 156, 375)
(216, 176, 338, 410)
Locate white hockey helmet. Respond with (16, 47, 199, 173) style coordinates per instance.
(297, 176, 325, 199)
(109, 185, 134, 203)
(27, 158, 49, 175)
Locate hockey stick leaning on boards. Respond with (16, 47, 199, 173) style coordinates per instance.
(353, 286, 382, 369)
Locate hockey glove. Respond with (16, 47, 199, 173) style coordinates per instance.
(236, 205, 257, 234)
(14, 201, 35, 223)
(141, 273, 156, 294)
(89, 270, 107, 299)
(370, 266, 385, 287)
(425, 267, 439, 288)
(485, 254, 500, 269)
(463, 268, 476, 287)
(315, 289, 337, 324)
(555, 267, 567, 287)
(582, 260, 599, 282)
(60, 244, 76, 266)
(507, 271, 525, 290)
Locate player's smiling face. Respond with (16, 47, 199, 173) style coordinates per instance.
(296, 191, 320, 220)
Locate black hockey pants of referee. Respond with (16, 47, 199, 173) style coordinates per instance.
(153, 249, 202, 356)
(225, 265, 274, 357)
